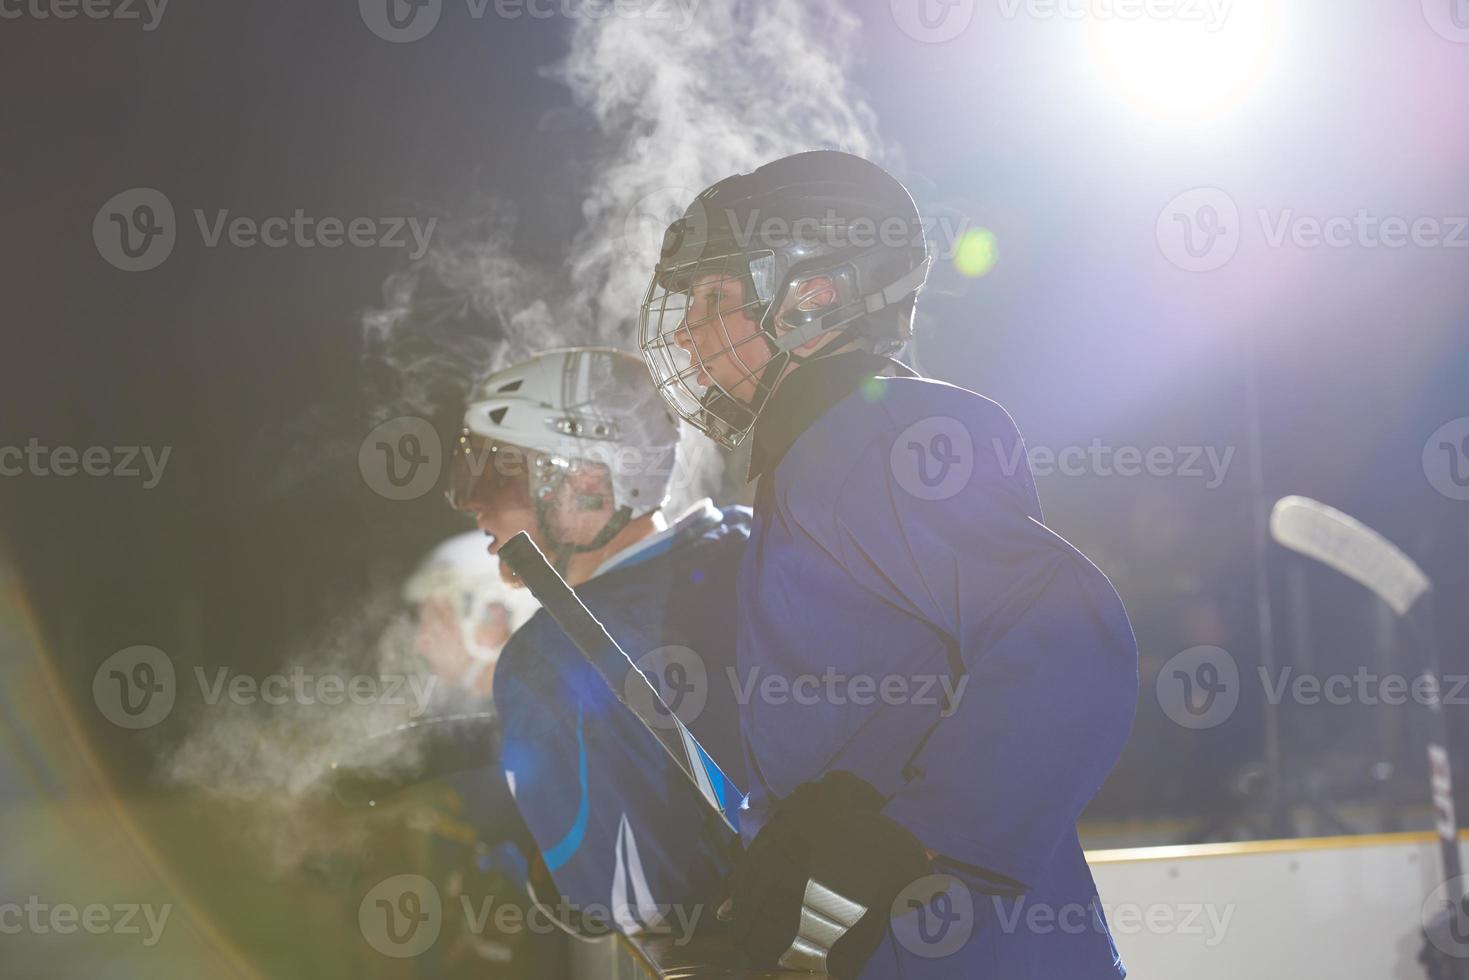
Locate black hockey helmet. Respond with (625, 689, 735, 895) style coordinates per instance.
(639, 151, 931, 449)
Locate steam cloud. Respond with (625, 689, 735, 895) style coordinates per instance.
(363, 0, 881, 446)
(160, 589, 445, 871)
(167, 0, 883, 871)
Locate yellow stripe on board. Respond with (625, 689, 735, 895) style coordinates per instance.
(1086, 828, 1469, 864)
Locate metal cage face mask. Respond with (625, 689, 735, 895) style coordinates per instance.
(638, 249, 784, 450)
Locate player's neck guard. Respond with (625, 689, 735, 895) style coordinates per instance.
(746, 350, 918, 482)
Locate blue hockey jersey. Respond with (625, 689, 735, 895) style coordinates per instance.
(737, 352, 1139, 979)
(492, 500, 750, 938)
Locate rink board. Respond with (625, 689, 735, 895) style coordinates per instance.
(592, 830, 1468, 978)
(1091, 831, 1467, 979)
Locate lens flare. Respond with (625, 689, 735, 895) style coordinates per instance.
(1085, 1, 1283, 127)
(953, 227, 1000, 278)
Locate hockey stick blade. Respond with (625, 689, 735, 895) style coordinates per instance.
(1270, 495, 1431, 616)
(496, 531, 737, 833)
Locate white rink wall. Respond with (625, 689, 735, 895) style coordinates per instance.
(1091, 833, 1469, 979)
(591, 832, 1469, 978)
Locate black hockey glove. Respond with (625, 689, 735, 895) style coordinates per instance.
(729, 771, 931, 978)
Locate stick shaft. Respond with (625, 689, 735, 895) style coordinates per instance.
(1417, 594, 1464, 899)
(497, 531, 734, 830)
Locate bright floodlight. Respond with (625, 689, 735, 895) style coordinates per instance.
(1085, 3, 1282, 127)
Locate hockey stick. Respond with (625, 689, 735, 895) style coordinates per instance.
(1270, 497, 1462, 899)
(497, 531, 739, 836)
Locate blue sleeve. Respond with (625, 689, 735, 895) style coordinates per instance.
(823, 386, 1138, 889)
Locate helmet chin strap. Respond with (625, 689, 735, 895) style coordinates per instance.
(533, 492, 634, 578)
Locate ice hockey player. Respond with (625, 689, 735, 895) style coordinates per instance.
(445, 346, 750, 942)
(403, 530, 539, 704)
(639, 150, 1140, 978)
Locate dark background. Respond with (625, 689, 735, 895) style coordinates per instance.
(3, 0, 1468, 865)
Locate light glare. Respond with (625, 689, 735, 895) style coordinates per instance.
(1086, 3, 1282, 126)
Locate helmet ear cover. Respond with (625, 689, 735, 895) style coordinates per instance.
(762, 243, 924, 356)
(760, 260, 863, 352)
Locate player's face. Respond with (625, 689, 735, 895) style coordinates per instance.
(674, 274, 772, 404)
(450, 441, 617, 586)
(447, 438, 537, 572)
(672, 272, 846, 406)
(465, 481, 537, 583)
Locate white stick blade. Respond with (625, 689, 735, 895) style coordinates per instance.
(1269, 496, 1431, 616)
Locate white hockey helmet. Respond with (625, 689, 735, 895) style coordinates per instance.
(404, 531, 540, 690)
(446, 348, 681, 566)
(404, 532, 539, 621)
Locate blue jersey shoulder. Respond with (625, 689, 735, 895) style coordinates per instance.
(777, 375, 1036, 521)
(498, 505, 751, 664)
(855, 375, 1022, 446)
